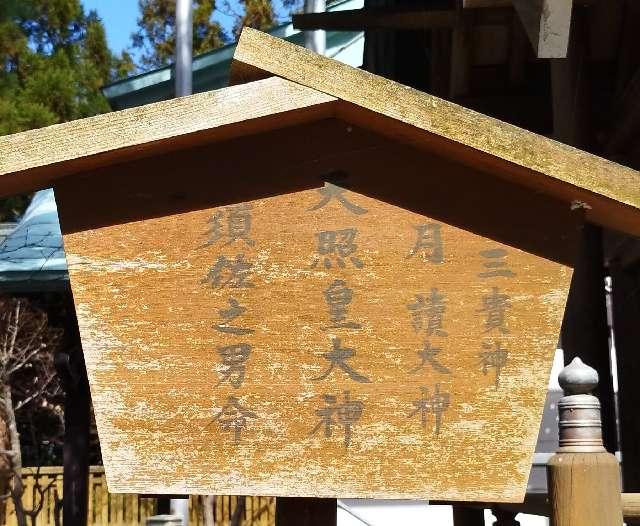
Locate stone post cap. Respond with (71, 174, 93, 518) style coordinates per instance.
(557, 357, 604, 452)
(558, 357, 599, 395)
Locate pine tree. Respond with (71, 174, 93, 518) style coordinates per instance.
(0, 0, 129, 220)
(131, 0, 277, 70)
(132, 0, 227, 69)
(231, 0, 274, 38)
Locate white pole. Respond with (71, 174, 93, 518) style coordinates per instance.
(175, 0, 193, 97)
(304, 0, 326, 55)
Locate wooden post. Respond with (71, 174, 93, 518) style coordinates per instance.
(55, 296, 91, 526)
(452, 506, 485, 525)
(547, 358, 623, 526)
(276, 497, 336, 526)
(606, 0, 640, 511)
(63, 376, 90, 525)
(492, 509, 520, 525)
(561, 222, 617, 452)
(609, 261, 640, 496)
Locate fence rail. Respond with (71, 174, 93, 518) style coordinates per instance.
(4, 467, 275, 526)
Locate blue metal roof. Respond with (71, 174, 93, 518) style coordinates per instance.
(102, 0, 364, 110)
(0, 5, 364, 287)
(0, 189, 68, 289)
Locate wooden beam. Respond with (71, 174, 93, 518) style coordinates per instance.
(453, 506, 485, 525)
(0, 76, 336, 198)
(551, 6, 589, 149)
(431, 27, 453, 97)
(56, 295, 91, 526)
(463, 0, 589, 8)
(508, 8, 529, 86)
(560, 222, 617, 452)
(512, 0, 573, 58)
(292, 8, 456, 30)
(231, 28, 640, 239)
(607, 66, 640, 155)
(361, 0, 395, 78)
(610, 262, 640, 494)
(449, 10, 473, 98)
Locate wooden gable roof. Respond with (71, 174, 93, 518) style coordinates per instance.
(230, 28, 640, 237)
(0, 77, 335, 198)
(0, 27, 639, 236)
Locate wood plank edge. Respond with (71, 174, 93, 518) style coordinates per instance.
(335, 100, 640, 239)
(0, 79, 337, 198)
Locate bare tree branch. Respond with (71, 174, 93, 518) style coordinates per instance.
(0, 296, 63, 526)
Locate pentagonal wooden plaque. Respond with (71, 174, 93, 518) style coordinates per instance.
(61, 180, 572, 502)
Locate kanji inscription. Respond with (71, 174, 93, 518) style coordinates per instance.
(63, 183, 572, 502)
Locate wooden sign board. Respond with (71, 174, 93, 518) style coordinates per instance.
(6, 29, 639, 503)
(62, 181, 571, 502)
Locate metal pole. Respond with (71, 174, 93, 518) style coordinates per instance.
(175, 0, 193, 97)
(303, 0, 326, 55)
(172, 6, 192, 522)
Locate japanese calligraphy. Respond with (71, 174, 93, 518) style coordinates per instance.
(214, 298, 254, 335)
(310, 391, 364, 448)
(479, 341, 508, 388)
(407, 289, 448, 336)
(313, 337, 371, 383)
(311, 228, 364, 269)
(477, 247, 514, 388)
(479, 287, 510, 334)
(211, 396, 257, 444)
(410, 341, 451, 375)
(407, 223, 443, 263)
(478, 248, 515, 278)
(203, 202, 259, 441)
(408, 384, 450, 436)
(203, 203, 255, 247)
(323, 280, 361, 330)
(217, 343, 252, 388)
(308, 183, 368, 215)
(203, 254, 254, 289)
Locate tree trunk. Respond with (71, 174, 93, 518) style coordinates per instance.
(203, 495, 215, 526)
(0, 414, 10, 524)
(4, 384, 27, 526)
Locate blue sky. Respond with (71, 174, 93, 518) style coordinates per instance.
(83, 1, 140, 55)
(82, 1, 291, 56)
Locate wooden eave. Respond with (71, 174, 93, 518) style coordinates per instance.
(1, 28, 639, 237)
(229, 28, 640, 238)
(0, 76, 336, 198)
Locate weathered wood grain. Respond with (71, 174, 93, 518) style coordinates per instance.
(512, 0, 572, 58)
(60, 183, 572, 501)
(52, 118, 581, 267)
(548, 452, 623, 525)
(229, 28, 640, 238)
(623, 494, 640, 520)
(0, 77, 336, 198)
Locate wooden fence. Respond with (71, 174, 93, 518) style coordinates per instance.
(4, 467, 275, 526)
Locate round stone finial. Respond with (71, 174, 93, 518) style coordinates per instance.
(558, 357, 599, 395)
